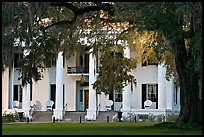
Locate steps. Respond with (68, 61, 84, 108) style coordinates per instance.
(32, 111, 53, 122)
(63, 111, 86, 123)
(96, 111, 118, 122)
(31, 111, 118, 123)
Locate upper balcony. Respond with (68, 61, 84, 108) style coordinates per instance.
(67, 66, 100, 74)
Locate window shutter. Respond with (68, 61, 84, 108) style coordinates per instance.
(142, 84, 146, 109)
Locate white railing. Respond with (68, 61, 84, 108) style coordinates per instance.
(96, 103, 101, 117)
(62, 103, 68, 118)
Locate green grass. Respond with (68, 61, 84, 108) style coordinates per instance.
(2, 122, 202, 135)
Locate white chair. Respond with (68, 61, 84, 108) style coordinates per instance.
(13, 101, 19, 109)
(35, 101, 42, 111)
(144, 100, 152, 109)
(46, 100, 54, 111)
(106, 100, 113, 111)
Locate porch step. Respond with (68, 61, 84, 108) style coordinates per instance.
(32, 111, 53, 122)
(96, 111, 118, 122)
(63, 111, 86, 122)
(62, 111, 118, 122)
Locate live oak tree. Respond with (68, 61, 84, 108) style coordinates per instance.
(113, 2, 202, 125)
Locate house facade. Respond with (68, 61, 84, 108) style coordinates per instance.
(2, 45, 181, 121)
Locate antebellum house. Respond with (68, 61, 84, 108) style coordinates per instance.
(2, 21, 180, 121)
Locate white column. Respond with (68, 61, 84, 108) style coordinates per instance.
(158, 63, 166, 109)
(22, 83, 30, 117)
(86, 49, 97, 120)
(22, 49, 31, 118)
(166, 77, 174, 109)
(8, 67, 14, 109)
(53, 51, 64, 120)
(122, 46, 131, 115)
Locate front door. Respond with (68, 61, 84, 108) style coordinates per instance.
(77, 82, 89, 111)
(85, 90, 89, 110)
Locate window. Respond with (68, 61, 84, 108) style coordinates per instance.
(147, 84, 157, 102)
(142, 84, 158, 109)
(115, 92, 122, 102)
(142, 60, 158, 66)
(80, 55, 83, 67)
(80, 90, 83, 102)
(13, 85, 22, 102)
(174, 85, 178, 105)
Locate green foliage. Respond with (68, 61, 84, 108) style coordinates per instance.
(138, 114, 149, 120)
(93, 45, 137, 94)
(166, 114, 179, 122)
(2, 111, 19, 123)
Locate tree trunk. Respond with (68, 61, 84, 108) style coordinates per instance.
(174, 35, 202, 125)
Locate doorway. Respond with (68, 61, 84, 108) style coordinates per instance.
(77, 81, 89, 111)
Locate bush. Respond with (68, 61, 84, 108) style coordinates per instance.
(138, 114, 149, 121)
(166, 114, 179, 122)
(2, 111, 20, 123)
(122, 112, 137, 122)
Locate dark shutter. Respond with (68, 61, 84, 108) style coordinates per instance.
(13, 85, 18, 101)
(142, 84, 146, 109)
(50, 84, 56, 109)
(109, 91, 114, 110)
(19, 86, 22, 102)
(30, 84, 32, 101)
(156, 84, 158, 109)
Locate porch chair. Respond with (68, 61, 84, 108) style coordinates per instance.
(144, 100, 152, 109)
(13, 101, 19, 109)
(106, 100, 113, 111)
(46, 100, 54, 111)
(35, 101, 42, 111)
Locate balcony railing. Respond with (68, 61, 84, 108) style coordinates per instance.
(67, 67, 88, 74)
(67, 66, 100, 74)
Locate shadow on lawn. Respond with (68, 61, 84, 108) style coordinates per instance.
(153, 122, 202, 130)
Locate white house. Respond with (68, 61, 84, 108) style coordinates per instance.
(2, 22, 180, 121)
(2, 46, 180, 121)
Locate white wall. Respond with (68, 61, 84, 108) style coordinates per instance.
(130, 63, 158, 109)
(63, 74, 79, 111)
(32, 68, 50, 111)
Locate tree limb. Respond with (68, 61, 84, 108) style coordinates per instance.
(43, 2, 115, 32)
(50, 2, 79, 15)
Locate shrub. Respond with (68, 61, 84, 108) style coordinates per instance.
(166, 114, 179, 122)
(2, 111, 20, 123)
(155, 114, 164, 122)
(138, 114, 149, 121)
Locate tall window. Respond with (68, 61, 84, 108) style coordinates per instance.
(174, 85, 178, 105)
(147, 84, 157, 102)
(142, 84, 158, 109)
(80, 90, 83, 102)
(115, 92, 122, 102)
(13, 85, 22, 102)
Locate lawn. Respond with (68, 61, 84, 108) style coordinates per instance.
(2, 122, 202, 135)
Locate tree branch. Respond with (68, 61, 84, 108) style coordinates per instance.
(43, 2, 115, 34)
(50, 2, 79, 15)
